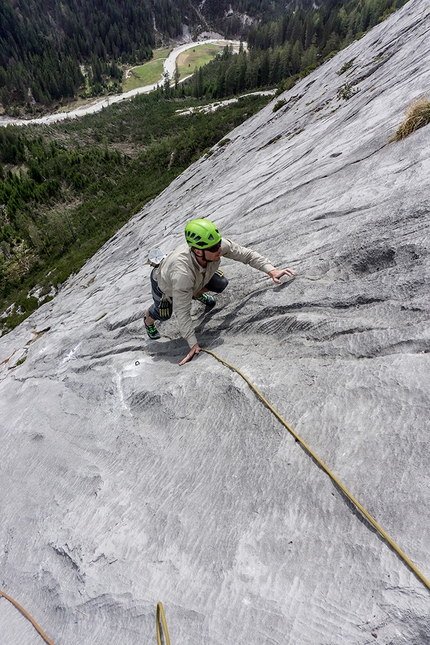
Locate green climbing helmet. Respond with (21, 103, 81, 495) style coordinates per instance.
(184, 218, 222, 249)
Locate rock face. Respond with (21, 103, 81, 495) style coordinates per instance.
(1, 2, 430, 644)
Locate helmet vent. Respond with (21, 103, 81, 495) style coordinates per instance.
(184, 219, 221, 249)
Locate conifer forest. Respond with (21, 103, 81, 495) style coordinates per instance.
(0, 0, 408, 332)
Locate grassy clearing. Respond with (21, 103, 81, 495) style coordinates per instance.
(176, 45, 225, 79)
(73, 45, 230, 98)
(123, 48, 171, 92)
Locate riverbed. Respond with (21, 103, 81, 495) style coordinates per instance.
(0, 39, 242, 128)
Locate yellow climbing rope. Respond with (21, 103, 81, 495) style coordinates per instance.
(156, 601, 171, 645)
(0, 589, 56, 645)
(2, 351, 428, 645)
(0, 592, 172, 645)
(201, 348, 430, 592)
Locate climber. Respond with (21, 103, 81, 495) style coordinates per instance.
(144, 218, 295, 365)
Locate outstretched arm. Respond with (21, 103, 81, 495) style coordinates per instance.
(268, 268, 296, 284)
(222, 239, 295, 282)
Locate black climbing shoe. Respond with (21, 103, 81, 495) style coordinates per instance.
(145, 319, 161, 340)
(195, 293, 216, 309)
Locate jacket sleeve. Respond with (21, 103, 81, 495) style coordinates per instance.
(171, 271, 199, 348)
(221, 238, 276, 273)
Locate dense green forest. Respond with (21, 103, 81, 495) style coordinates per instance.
(174, 0, 408, 99)
(0, 0, 291, 113)
(0, 0, 173, 113)
(1, 0, 408, 113)
(0, 92, 271, 332)
(0, 0, 409, 333)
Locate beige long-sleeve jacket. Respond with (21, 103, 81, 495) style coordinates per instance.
(155, 238, 275, 348)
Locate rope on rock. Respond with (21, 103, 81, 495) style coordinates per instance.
(0, 591, 172, 645)
(201, 348, 430, 592)
(156, 601, 171, 645)
(0, 589, 56, 645)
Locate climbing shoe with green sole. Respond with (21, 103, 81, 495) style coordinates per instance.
(194, 293, 216, 308)
(144, 319, 161, 340)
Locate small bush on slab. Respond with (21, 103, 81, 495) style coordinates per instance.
(390, 96, 430, 141)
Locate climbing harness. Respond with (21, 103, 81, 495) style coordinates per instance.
(0, 591, 172, 645)
(201, 348, 430, 592)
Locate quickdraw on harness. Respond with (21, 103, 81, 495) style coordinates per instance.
(159, 296, 173, 319)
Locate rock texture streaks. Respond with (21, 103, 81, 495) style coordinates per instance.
(1, 2, 430, 644)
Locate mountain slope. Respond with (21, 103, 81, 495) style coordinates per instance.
(0, 0, 408, 112)
(0, 1, 429, 643)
